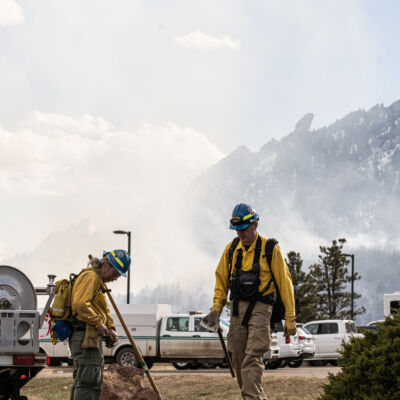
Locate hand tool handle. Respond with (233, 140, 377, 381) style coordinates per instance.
(101, 281, 163, 399)
(217, 327, 235, 378)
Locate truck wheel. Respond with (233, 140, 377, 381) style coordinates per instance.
(188, 362, 200, 370)
(201, 363, 217, 369)
(287, 359, 303, 368)
(144, 358, 154, 370)
(172, 362, 189, 370)
(49, 358, 62, 367)
(309, 360, 328, 366)
(265, 359, 282, 369)
(116, 348, 138, 367)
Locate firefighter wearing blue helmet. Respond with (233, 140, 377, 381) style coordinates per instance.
(203, 204, 296, 400)
(69, 250, 131, 400)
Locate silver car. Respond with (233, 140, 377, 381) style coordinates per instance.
(265, 320, 303, 369)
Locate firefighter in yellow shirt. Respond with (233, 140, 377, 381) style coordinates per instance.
(202, 203, 296, 400)
(69, 250, 131, 400)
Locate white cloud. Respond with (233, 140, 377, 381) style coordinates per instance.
(0, 112, 222, 197)
(0, 111, 224, 264)
(0, 0, 24, 26)
(174, 31, 240, 50)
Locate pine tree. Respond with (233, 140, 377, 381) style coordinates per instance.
(309, 238, 365, 319)
(285, 251, 318, 323)
(320, 315, 400, 400)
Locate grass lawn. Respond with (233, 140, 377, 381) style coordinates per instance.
(22, 375, 327, 399)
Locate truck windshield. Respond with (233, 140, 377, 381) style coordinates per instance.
(345, 322, 358, 333)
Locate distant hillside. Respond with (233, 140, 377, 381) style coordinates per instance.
(188, 100, 400, 324)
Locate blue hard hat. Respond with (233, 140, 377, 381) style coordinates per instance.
(230, 203, 259, 231)
(104, 249, 131, 277)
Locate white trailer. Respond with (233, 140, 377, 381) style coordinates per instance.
(383, 291, 400, 317)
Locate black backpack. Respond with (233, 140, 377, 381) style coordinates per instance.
(264, 238, 286, 328)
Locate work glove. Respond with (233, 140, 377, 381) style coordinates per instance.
(201, 311, 220, 332)
(284, 316, 297, 339)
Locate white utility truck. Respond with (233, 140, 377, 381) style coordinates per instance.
(106, 305, 229, 368)
(0, 265, 55, 400)
(39, 305, 231, 368)
(39, 331, 71, 366)
(40, 304, 280, 369)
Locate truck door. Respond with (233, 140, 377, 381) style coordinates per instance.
(317, 322, 342, 358)
(160, 316, 192, 357)
(191, 317, 224, 358)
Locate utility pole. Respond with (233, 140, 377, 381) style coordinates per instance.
(113, 230, 131, 304)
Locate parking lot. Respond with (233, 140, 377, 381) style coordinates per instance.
(38, 363, 340, 379)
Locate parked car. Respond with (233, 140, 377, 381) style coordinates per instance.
(263, 332, 280, 368)
(303, 319, 363, 365)
(266, 321, 302, 369)
(284, 325, 315, 368)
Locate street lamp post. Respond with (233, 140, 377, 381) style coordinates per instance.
(343, 253, 355, 320)
(113, 230, 131, 304)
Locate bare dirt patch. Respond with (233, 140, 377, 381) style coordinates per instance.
(100, 364, 157, 400)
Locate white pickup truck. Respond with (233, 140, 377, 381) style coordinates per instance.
(105, 305, 231, 368)
(41, 305, 229, 368)
(303, 319, 363, 364)
(40, 304, 280, 369)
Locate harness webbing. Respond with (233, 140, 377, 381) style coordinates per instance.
(228, 236, 278, 327)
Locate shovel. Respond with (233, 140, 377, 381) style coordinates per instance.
(101, 280, 164, 400)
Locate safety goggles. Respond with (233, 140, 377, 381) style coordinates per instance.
(230, 216, 253, 226)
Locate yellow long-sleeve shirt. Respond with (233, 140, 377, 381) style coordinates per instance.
(71, 268, 115, 329)
(212, 234, 295, 318)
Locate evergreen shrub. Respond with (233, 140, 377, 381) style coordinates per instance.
(319, 315, 400, 400)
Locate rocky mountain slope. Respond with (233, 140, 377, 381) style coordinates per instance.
(188, 100, 400, 323)
(191, 100, 400, 248)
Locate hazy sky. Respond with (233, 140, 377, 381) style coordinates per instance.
(1, 0, 400, 298)
(1, 1, 400, 152)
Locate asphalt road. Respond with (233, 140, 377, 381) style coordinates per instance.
(38, 365, 340, 379)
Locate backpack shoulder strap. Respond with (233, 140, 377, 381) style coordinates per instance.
(265, 238, 278, 271)
(263, 238, 278, 292)
(252, 236, 263, 271)
(227, 237, 240, 283)
(91, 268, 103, 301)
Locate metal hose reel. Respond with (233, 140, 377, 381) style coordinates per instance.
(0, 265, 38, 340)
(0, 265, 37, 311)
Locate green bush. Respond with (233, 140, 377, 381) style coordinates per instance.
(319, 315, 400, 400)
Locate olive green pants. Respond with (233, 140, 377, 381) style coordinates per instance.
(227, 301, 272, 400)
(69, 330, 104, 400)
